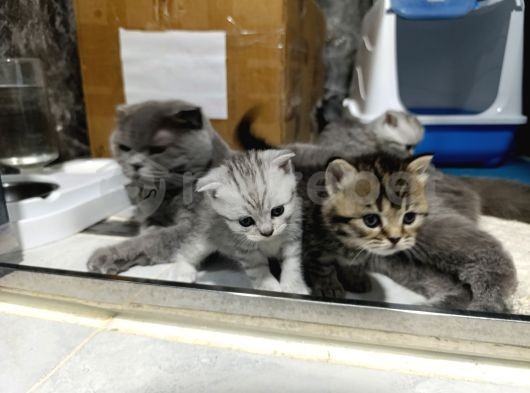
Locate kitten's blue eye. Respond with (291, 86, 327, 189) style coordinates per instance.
(271, 206, 284, 217)
(239, 216, 255, 227)
(118, 144, 131, 152)
(362, 214, 380, 228)
(403, 212, 416, 225)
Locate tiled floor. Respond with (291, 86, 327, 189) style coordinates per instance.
(1, 311, 528, 393)
(33, 331, 409, 393)
(0, 314, 94, 393)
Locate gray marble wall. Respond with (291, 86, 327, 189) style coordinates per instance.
(0, 0, 89, 160)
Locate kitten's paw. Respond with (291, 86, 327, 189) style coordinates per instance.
(340, 274, 372, 293)
(87, 248, 128, 274)
(311, 276, 345, 298)
(468, 290, 511, 313)
(468, 299, 510, 313)
(255, 277, 282, 292)
(170, 263, 198, 283)
(280, 278, 310, 295)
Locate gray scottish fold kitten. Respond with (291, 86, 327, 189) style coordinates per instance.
(238, 110, 424, 167)
(89, 150, 309, 295)
(111, 100, 231, 227)
(299, 153, 517, 312)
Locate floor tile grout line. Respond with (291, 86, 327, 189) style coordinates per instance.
(25, 318, 113, 393)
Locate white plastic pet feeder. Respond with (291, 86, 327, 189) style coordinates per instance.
(344, 0, 526, 166)
(2, 159, 131, 250)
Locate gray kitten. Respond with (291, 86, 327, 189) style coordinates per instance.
(299, 153, 517, 312)
(319, 110, 423, 156)
(89, 150, 309, 295)
(237, 110, 424, 168)
(111, 100, 231, 227)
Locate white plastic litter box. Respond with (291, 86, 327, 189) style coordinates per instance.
(345, 0, 527, 166)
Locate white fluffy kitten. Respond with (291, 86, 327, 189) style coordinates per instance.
(170, 149, 309, 294)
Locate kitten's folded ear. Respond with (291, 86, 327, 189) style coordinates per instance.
(325, 159, 358, 195)
(196, 168, 223, 194)
(271, 150, 296, 173)
(116, 104, 130, 122)
(168, 107, 204, 130)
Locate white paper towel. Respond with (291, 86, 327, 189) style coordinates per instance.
(119, 29, 228, 119)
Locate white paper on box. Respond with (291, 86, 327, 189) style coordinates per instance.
(119, 29, 228, 119)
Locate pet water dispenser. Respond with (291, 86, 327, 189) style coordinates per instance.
(345, 0, 526, 166)
(0, 58, 131, 250)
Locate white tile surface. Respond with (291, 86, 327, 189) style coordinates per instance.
(0, 314, 94, 393)
(3, 233, 123, 272)
(29, 331, 528, 393)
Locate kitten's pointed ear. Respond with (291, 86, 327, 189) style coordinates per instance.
(271, 150, 296, 173)
(325, 159, 358, 195)
(384, 111, 398, 127)
(169, 107, 203, 130)
(407, 155, 434, 176)
(196, 169, 223, 194)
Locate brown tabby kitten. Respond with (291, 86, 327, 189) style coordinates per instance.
(300, 153, 516, 312)
(301, 154, 432, 295)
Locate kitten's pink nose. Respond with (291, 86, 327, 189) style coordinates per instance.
(388, 237, 401, 245)
(260, 229, 274, 237)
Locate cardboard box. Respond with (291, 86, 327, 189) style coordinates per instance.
(74, 0, 325, 157)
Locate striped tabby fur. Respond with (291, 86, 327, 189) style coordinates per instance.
(299, 153, 517, 312)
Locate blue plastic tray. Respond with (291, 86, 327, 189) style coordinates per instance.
(391, 0, 478, 20)
(414, 124, 517, 167)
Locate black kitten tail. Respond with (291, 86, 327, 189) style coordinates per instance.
(236, 108, 275, 150)
(459, 176, 530, 223)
